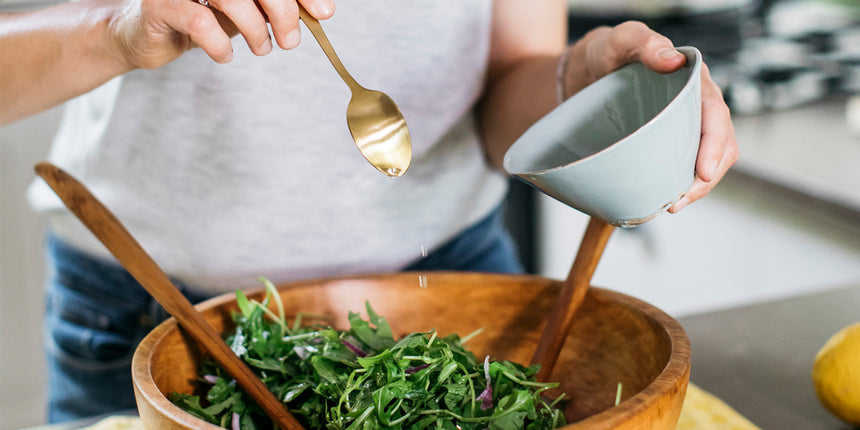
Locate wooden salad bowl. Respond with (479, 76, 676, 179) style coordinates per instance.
(132, 272, 691, 429)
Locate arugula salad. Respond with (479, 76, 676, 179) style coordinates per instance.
(170, 279, 567, 429)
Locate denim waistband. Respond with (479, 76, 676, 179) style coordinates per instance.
(47, 234, 212, 300)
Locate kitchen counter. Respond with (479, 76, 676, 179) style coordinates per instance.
(730, 95, 860, 219)
(18, 411, 138, 430)
(680, 283, 860, 429)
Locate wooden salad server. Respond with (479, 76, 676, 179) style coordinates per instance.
(531, 217, 615, 382)
(34, 162, 306, 430)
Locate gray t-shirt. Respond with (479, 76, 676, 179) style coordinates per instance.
(28, 0, 508, 292)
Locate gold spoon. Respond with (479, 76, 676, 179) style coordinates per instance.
(298, 7, 412, 177)
(34, 163, 306, 430)
(531, 217, 615, 382)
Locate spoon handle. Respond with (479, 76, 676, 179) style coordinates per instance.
(34, 163, 305, 430)
(531, 217, 614, 382)
(298, 6, 360, 91)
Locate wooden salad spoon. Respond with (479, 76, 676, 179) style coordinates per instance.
(34, 162, 305, 430)
(531, 217, 615, 382)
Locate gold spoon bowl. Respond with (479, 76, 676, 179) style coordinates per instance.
(299, 8, 412, 177)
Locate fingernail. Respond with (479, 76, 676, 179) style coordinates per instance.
(260, 37, 273, 55)
(658, 48, 682, 60)
(316, 0, 334, 16)
(285, 28, 301, 48)
(223, 51, 234, 63)
(672, 196, 690, 213)
(319, 0, 334, 16)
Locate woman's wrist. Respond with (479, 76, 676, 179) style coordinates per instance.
(0, 0, 134, 124)
(555, 45, 573, 104)
(100, 0, 140, 75)
(54, 0, 136, 77)
(558, 27, 610, 101)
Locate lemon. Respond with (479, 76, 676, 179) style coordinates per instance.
(812, 321, 860, 425)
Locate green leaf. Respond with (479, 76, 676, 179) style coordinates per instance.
(282, 382, 312, 403)
(168, 392, 217, 423)
(374, 380, 414, 424)
(235, 289, 253, 319)
(365, 301, 394, 340)
(206, 378, 235, 404)
(443, 383, 467, 410)
(356, 348, 393, 368)
(245, 356, 282, 372)
(410, 416, 436, 430)
(259, 276, 285, 322)
(392, 333, 429, 351)
(490, 410, 527, 430)
(349, 311, 394, 352)
(239, 412, 257, 430)
(203, 391, 240, 416)
(492, 391, 533, 418)
(436, 360, 459, 385)
(172, 284, 567, 430)
(311, 355, 340, 384)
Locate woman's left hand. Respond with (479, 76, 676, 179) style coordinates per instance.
(561, 21, 739, 212)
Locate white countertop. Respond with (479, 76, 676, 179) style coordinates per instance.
(730, 95, 860, 215)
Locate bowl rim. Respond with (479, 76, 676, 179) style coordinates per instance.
(560, 279, 691, 428)
(504, 46, 702, 176)
(132, 272, 691, 429)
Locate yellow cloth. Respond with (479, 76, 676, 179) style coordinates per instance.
(678, 383, 761, 430)
(80, 383, 758, 430)
(78, 416, 143, 430)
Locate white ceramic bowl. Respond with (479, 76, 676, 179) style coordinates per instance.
(504, 47, 702, 227)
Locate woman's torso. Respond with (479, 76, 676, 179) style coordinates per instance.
(29, 0, 509, 292)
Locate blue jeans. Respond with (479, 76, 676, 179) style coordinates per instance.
(43, 206, 522, 422)
(402, 207, 523, 273)
(43, 235, 212, 423)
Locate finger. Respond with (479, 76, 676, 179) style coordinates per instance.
(669, 134, 739, 213)
(591, 21, 685, 76)
(168, 1, 234, 63)
(258, 0, 300, 49)
(208, 0, 272, 55)
(299, 0, 334, 19)
(696, 62, 733, 182)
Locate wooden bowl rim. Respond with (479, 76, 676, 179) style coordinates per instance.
(132, 272, 690, 429)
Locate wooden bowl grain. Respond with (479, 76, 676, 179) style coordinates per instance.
(132, 272, 690, 429)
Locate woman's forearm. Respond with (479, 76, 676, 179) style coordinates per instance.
(1, 0, 336, 126)
(0, 0, 131, 125)
(478, 54, 560, 169)
(477, 0, 566, 170)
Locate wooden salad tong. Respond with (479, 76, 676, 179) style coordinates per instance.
(35, 162, 305, 430)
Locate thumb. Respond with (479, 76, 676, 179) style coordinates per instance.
(595, 21, 686, 75)
(643, 38, 686, 74)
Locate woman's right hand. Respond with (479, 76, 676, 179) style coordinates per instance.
(110, 0, 334, 69)
(1, 0, 325, 123)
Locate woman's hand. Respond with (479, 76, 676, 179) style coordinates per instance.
(0, 0, 333, 124)
(110, 0, 334, 69)
(561, 21, 739, 213)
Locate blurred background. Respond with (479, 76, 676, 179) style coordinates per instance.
(504, 0, 860, 312)
(2, 0, 859, 428)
